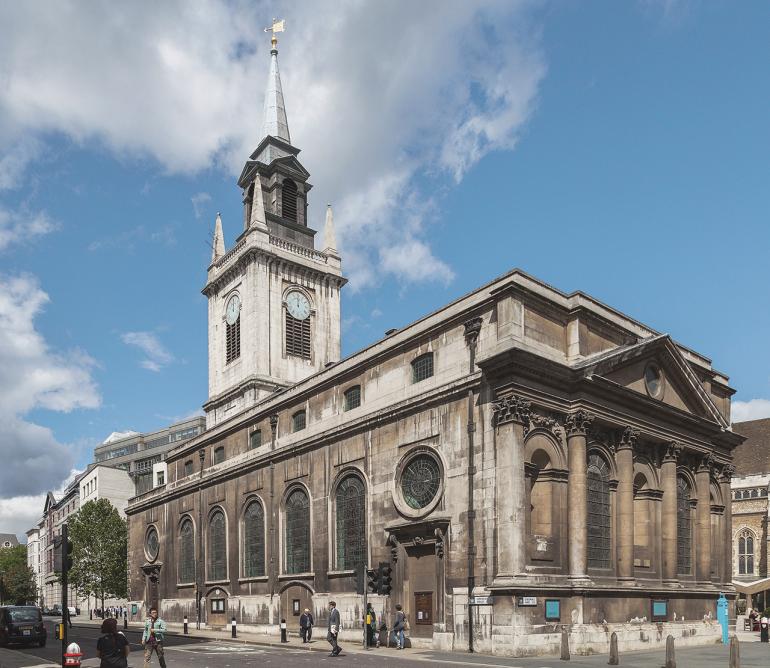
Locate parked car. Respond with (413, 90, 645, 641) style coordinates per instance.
(0, 606, 47, 647)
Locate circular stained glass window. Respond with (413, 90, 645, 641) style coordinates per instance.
(146, 527, 159, 562)
(400, 455, 441, 510)
(644, 364, 664, 399)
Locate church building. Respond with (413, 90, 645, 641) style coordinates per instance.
(126, 29, 743, 657)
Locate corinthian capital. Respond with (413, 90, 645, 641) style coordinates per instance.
(493, 394, 531, 426)
(720, 464, 736, 483)
(617, 426, 639, 451)
(698, 451, 714, 473)
(565, 409, 594, 437)
(663, 441, 683, 463)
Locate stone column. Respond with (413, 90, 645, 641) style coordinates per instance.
(566, 410, 594, 584)
(696, 455, 713, 584)
(720, 465, 735, 586)
(616, 427, 638, 584)
(492, 394, 530, 583)
(661, 442, 681, 585)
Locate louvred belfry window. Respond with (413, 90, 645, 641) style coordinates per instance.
(179, 518, 195, 584)
(243, 501, 265, 578)
(677, 476, 692, 574)
(285, 488, 310, 574)
(335, 475, 366, 571)
(226, 316, 240, 363)
(587, 454, 611, 569)
(208, 510, 226, 581)
(286, 314, 311, 359)
(282, 179, 298, 222)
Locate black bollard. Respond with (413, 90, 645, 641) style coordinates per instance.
(280, 618, 288, 643)
(729, 635, 740, 668)
(183, 616, 188, 635)
(560, 626, 570, 661)
(608, 631, 618, 665)
(665, 634, 676, 668)
(123, 614, 127, 630)
(232, 617, 237, 638)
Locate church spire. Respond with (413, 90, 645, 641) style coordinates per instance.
(261, 19, 290, 143)
(211, 212, 225, 264)
(323, 204, 338, 255)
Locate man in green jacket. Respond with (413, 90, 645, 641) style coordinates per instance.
(142, 607, 167, 668)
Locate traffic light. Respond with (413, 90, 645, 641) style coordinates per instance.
(53, 534, 74, 574)
(378, 562, 392, 596)
(366, 568, 379, 594)
(63, 537, 73, 572)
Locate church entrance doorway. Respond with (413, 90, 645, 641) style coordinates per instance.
(280, 584, 313, 635)
(404, 544, 436, 639)
(206, 588, 228, 629)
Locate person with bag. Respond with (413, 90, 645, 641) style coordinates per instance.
(299, 608, 314, 643)
(142, 606, 167, 668)
(365, 603, 377, 648)
(96, 617, 130, 668)
(327, 600, 343, 657)
(393, 603, 406, 649)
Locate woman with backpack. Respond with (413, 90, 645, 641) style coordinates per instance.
(96, 617, 130, 668)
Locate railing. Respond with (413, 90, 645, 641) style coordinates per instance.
(270, 236, 328, 263)
(216, 239, 247, 268)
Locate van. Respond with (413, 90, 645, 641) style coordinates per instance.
(0, 606, 47, 647)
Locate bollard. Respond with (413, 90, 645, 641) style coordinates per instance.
(665, 634, 676, 668)
(729, 635, 740, 668)
(232, 617, 237, 638)
(183, 616, 188, 635)
(64, 641, 83, 667)
(123, 614, 127, 630)
(608, 631, 618, 665)
(280, 618, 288, 643)
(560, 626, 570, 661)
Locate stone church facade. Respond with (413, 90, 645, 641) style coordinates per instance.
(126, 33, 743, 657)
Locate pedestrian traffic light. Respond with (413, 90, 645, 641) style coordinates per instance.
(63, 537, 74, 572)
(53, 535, 74, 574)
(366, 568, 379, 594)
(378, 562, 392, 596)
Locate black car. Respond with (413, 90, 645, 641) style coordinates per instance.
(0, 606, 47, 647)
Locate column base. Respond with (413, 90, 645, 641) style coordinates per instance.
(490, 574, 533, 589)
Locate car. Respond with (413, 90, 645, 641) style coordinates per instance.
(0, 606, 47, 648)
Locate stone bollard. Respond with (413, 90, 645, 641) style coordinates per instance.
(729, 635, 740, 668)
(665, 634, 676, 668)
(560, 626, 570, 661)
(608, 631, 619, 665)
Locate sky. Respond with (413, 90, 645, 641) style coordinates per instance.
(1, 0, 769, 539)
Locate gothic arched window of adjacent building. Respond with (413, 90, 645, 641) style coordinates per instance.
(335, 475, 366, 571)
(738, 528, 755, 575)
(282, 179, 298, 222)
(243, 500, 265, 578)
(178, 518, 195, 584)
(587, 453, 611, 569)
(285, 488, 310, 574)
(676, 476, 692, 574)
(207, 509, 227, 581)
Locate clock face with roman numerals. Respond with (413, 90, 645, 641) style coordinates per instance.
(225, 294, 241, 325)
(286, 291, 310, 320)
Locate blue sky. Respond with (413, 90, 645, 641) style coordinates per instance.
(1, 0, 769, 535)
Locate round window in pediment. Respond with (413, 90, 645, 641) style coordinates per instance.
(145, 526, 159, 562)
(401, 455, 441, 510)
(644, 363, 664, 399)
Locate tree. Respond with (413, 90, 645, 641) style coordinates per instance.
(68, 499, 127, 612)
(0, 544, 37, 605)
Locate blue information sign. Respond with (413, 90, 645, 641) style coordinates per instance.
(545, 599, 560, 621)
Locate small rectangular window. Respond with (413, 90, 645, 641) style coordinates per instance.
(249, 429, 262, 450)
(411, 352, 434, 383)
(157, 471, 165, 486)
(292, 411, 306, 432)
(213, 447, 225, 464)
(184, 460, 193, 476)
(344, 385, 361, 411)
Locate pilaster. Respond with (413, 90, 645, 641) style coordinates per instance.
(696, 454, 713, 585)
(566, 409, 593, 585)
(661, 441, 681, 585)
(616, 427, 638, 584)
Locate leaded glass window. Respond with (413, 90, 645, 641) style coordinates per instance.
(179, 518, 195, 584)
(739, 529, 755, 575)
(344, 385, 361, 411)
(285, 488, 310, 574)
(411, 353, 434, 383)
(587, 454, 611, 569)
(335, 476, 366, 570)
(243, 501, 265, 578)
(676, 476, 692, 574)
(400, 455, 441, 510)
(208, 509, 227, 581)
(249, 429, 262, 450)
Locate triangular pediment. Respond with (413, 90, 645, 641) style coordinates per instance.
(578, 335, 728, 427)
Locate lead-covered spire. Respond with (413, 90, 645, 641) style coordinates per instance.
(260, 21, 290, 144)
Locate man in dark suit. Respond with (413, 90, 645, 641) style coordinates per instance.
(327, 601, 342, 657)
(299, 608, 314, 643)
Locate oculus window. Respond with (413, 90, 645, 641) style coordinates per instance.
(145, 526, 159, 562)
(400, 454, 441, 510)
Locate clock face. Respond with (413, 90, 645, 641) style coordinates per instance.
(286, 290, 310, 320)
(225, 294, 241, 325)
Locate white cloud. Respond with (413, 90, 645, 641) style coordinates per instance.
(732, 399, 770, 424)
(121, 331, 175, 372)
(0, 274, 99, 499)
(0, 0, 546, 289)
(191, 191, 211, 219)
(0, 136, 42, 190)
(0, 205, 58, 251)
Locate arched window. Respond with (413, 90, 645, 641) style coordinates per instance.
(335, 475, 366, 570)
(179, 518, 195, 584)
(676, 476, 692, 574)
(587, 453, 611, 569)
(243, 500, 265, 578)
(343, 385, 361, 411)
(292, 411, 306, 432)
(752, 489, 758, 498)
(739, 529, 755, 575)
(207, 509, 227, 581)
(282, 179, 298, 221)
(285, 488, 310, 574)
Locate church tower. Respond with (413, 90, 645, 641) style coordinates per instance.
(203, 24, 345, 428)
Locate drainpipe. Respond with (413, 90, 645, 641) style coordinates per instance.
(196, 447, 205, 630)
(463, 317, 482, 654)
(269, 414, 279, 604)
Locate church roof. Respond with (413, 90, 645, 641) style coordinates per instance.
(261, 44, 290, 144)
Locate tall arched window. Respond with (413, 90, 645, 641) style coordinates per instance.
(243, 500, 265, 578)
(676, 476, 692, 574)
(179, 518, 195, 584)
(285, 488, 310, 574)
(207, 509, 227, 581)
(335, 475, 366, 571)
(282, 179, 298, 221)
(739, 529, 755, 575)
(587, 453, 611, 569)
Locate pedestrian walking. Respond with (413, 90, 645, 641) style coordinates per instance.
(393, 604, 406, 649)
(365, 603, 377, 648)
(142, 606, 167, 668)
(299, 608, 314, 643)
(96, 617, 130, 668)
(327, 600, 342, 657)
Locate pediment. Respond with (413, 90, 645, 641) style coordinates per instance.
(578, 335, 728, 427)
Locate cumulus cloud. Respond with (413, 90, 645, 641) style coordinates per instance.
(732, 399, 770, 424)
(121, 331, 175, 372)
(0, 205, 58, 251)
(0, 274, 100, 499)
(0, 0, 545, 289)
